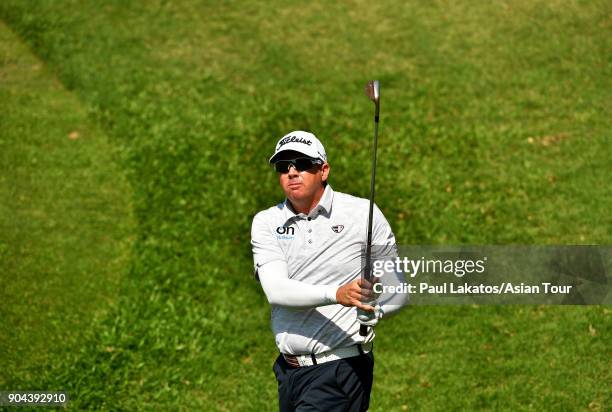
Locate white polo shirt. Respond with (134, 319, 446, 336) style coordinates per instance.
(251, 185, 398, 355)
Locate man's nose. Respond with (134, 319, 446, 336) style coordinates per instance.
(287, 164, 299, 177)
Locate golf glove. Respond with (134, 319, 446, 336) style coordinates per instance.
(357, 304, 384, 327)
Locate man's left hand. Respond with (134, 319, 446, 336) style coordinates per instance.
(357, 304, 383, 327)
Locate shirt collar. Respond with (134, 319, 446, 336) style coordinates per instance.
(282, 184, 334, 222)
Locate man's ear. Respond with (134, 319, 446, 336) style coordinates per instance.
(321, 163, 330, 182)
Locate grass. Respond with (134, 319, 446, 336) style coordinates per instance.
(0, 0, 610, 410)
(0, 19, 133, 391)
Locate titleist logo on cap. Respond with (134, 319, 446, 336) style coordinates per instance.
(277, 135, 312, 149)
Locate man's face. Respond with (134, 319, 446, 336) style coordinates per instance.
(275, 152, 330, 204)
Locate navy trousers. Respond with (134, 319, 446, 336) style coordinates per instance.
(272, 352, 374, 412)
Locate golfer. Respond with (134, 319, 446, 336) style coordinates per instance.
(251, 130, 406, 411)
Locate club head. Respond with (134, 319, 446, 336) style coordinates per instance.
(365, 80, 380, 103)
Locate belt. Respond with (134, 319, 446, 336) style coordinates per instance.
(282, 342, 373, 368)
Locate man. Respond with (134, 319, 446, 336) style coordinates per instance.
(251, 130, 406, 411)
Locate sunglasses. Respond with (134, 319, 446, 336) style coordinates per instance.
(273, 157, 323, 173)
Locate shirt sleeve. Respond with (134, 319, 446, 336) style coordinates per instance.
(377, 268, 409, 317)
(371, 204, 409, 315)
(258, 260, 338, 308)
(372, 203, 398, 259)
(251, 211, 286, 278)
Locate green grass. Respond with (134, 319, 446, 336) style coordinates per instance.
(0, 20, 133, 391)
(0, 0, 610, 410)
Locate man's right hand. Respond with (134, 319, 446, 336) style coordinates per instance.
(336, 278, 377, 312)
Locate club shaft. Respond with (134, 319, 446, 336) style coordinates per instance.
(360, 107, 380, 337)
(364, 118, 379, 282)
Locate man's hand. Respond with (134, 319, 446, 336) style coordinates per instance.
(336, 278, 378, 312)
(357, 304, 383, 327)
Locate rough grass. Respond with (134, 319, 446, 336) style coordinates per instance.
(0, 0, 610, 410)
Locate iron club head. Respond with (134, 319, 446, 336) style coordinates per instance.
(365, 80, 380, 120)
(365, 80, 380, 104)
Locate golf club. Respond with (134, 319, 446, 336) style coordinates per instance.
(359, 80, 380, 337)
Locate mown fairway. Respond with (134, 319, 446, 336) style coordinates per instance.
(1, 1, 610, 410)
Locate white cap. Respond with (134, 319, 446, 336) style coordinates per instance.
(269, 131, 327, 164)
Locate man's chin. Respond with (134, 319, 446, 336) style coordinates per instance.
(287, 193, 304, 203)
(286, 190, 309, 203)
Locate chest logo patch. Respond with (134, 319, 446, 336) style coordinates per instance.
(331, 225, 344, 233)
(276, 225, 295, 240)
(276, 226, 295, 235)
